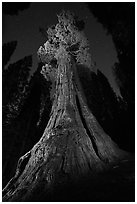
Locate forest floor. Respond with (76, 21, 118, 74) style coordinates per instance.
(40, 155, 135, 202)
(2, 155, 134, 202)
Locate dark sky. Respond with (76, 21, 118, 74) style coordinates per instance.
(3, 2, 121, 96)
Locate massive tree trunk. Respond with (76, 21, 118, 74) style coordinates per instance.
(2, 55, 128, 201)
(2, 11, 129, 201)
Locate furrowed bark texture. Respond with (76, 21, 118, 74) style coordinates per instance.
(2, 55, 127, 201)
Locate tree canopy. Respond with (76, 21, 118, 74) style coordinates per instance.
(37, 11, 93, 73)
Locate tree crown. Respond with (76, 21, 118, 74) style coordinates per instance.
(37, 11, 93, 79)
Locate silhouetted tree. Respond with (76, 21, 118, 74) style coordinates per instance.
(2, 55, 32, 186)
(87, 2, 135, 152)
(2, 41, 17, 68)
(2, 2, 31, 15)
(3, 55, 32, 124)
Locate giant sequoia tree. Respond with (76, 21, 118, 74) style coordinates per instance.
(3, 11, 129, 201)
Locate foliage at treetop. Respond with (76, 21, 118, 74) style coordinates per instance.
(37, 10, 93, 72)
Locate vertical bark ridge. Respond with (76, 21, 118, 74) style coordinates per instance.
(75, 94, 101, 160)
(76, 84, 127, 163)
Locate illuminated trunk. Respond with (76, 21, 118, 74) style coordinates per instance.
(2, 56, 127, 201)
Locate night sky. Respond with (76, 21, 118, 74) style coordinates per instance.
(3, 2, 121, 96)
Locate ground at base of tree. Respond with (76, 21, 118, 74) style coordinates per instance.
(26, 156, 134, 202)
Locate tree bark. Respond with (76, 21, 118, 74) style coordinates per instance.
(2, 54, 128, 201)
